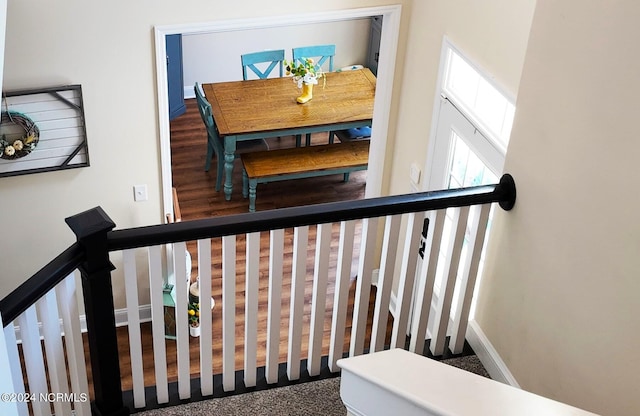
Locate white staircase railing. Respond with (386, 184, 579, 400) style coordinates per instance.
(0, 174, 516, 415)
(0, 271, 90, 416)
(114, 176, 513, 411)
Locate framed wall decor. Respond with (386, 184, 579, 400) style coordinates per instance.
(0, 84, 89, 178)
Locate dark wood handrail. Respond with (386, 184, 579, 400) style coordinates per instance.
(108, 174, 515, 251)
(0, 243, 84, 326)
(0, 174, 515, 329)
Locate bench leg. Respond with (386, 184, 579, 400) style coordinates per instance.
(295, 134, 302, 147)
(242, 170, 249, 198)
(344, 172, 350, 182)
(248, 179, 258, 212)
(305, 133, 312, 146)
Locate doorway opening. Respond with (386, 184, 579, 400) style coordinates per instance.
(154, 6, 402, 220)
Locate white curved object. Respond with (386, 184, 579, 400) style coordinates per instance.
(338, 349, 599, 416)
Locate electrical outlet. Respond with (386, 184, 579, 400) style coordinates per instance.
(133, 184, 148, 202)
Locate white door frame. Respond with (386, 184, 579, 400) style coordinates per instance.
(154, 5, 403, 219)
(422, 37, 513, 191)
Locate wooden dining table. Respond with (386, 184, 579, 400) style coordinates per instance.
(202, 68, 376, 200)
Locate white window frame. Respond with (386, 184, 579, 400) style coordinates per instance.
(423, 37, 516, 191)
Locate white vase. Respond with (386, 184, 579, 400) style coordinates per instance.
(189, 325, 201, 337)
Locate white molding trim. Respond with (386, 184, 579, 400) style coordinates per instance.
(155, 5, 402, 220)
(466, 319, 520, 388)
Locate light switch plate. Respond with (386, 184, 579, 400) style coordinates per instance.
(133, 184, 148, 202)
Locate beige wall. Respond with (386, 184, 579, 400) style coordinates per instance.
(183, 19, 372, 86)
(388, 0, 536, 195)
(0, 1, 409, 303)
(476, 1, 640, 415)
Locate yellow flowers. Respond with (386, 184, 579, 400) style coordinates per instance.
(188, 302, 200, 327)
(283, 57, 325, 88)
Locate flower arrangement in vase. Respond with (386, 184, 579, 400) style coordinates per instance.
(283, 57, 325, 103)
(188, 301, 200, 337)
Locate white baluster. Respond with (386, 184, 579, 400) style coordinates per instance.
(244, 232, 260, 387)
(370, 215, 402, 353)
(350, 217, 379, 357)
(266, 229, 284, 383)
(148, 245, 169, 403)
(449, 204, 491, 354)
(287, 226, 309, 380)
(222, 235, 236, 392)
(391, 212, 424, 349)
(123, 249, 145, 408)
(430, 206, 470, 356)
(36, 290, 72, 416)
(17, 306, 49, 416)
(0, 316, 26, 416)
(409, 210, 446, 354)
(173, 242, 190, 399)
(198, 238, 213, 396)
(308, 223, 332, 376)
(329, 220, 356, 372)
(56, 273, 91, 416)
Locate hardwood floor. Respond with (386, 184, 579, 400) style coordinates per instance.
(105, 99, 387, 395)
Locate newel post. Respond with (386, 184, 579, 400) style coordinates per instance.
(66, 207, 130, 416)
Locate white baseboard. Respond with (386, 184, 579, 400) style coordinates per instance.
(465, 320, 520, 388)
(13, 305, 153, 343)
(184, 86, 195, 100)
(371, 268, 380, 287)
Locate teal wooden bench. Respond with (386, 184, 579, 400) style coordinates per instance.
(241, 141, 369, 212)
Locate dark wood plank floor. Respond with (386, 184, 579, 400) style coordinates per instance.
(86, 99, 388, 396)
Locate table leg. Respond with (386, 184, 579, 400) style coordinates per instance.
(248, 179, 258, 212)
(242, 170, 248, 199)
(223, 137, 237, 201)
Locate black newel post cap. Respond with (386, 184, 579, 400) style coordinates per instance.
(65, 206, 116, 240)
(65, 206, 116, 276)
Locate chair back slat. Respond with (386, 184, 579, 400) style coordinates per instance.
(241, 49, 285, 79)
(194, 83, 221, 145)
(292, 44, 336, 72)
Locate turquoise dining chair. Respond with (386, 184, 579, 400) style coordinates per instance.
(292, 44, 336, 146)
(241, 49, 285, 80)
(292, 44, 335, 72)
(194, 83, 268, 192)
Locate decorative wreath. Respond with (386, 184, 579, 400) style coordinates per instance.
(0, 111, 40, 160)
